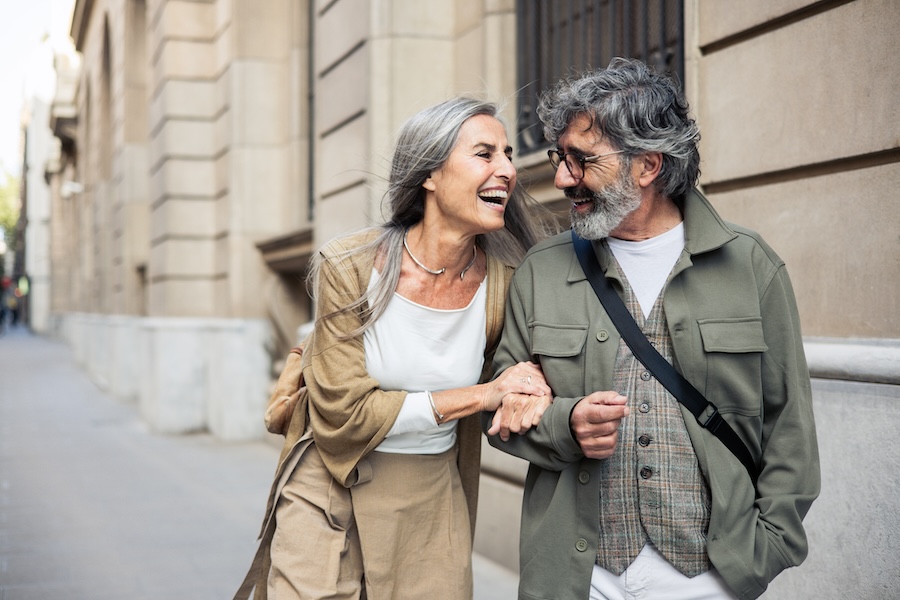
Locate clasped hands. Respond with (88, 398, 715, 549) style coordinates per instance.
(485, 362, 629, 457)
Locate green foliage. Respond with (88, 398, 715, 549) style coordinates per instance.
(0, 170, 20, 252)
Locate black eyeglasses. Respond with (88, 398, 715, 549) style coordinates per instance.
(547, 148, 625, 179)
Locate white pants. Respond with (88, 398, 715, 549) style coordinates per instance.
(590, 544, 738, 600)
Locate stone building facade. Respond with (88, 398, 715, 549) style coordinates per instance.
(41, 0, 898, 596)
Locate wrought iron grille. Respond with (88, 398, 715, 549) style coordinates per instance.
(516, 0, 685, 155)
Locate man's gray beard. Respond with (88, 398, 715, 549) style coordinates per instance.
(569, 171, 642, 240)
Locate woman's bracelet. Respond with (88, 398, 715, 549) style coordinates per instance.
(426, 390, 444, 423)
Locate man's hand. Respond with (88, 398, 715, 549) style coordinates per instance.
(570, 391, 629, 459)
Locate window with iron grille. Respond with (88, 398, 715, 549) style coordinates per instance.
(516, 0, 685, 155)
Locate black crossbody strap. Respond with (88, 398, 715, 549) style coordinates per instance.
(572, 232, 758, 483)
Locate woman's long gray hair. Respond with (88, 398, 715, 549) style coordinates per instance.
(309, 96, 555, 339)
(537, 57, 700, 200)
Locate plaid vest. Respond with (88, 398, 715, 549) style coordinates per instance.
(595, 257, 712, 577)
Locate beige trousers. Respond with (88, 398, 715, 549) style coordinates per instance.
(268, 443, 472, 600)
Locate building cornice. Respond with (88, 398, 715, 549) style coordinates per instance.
(805, 338, 900, 385)
(70, 0, 95, 52)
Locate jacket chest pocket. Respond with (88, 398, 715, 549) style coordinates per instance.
(530, 323, 588, 398)
(698, 317, 767, 416)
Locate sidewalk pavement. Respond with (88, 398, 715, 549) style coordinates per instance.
(0, 326, 519, 599)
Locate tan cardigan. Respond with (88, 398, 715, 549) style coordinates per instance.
(236, 229, 513, 600)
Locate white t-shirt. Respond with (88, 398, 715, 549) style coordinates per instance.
(364, 269, 487, 454)
(606, 223, 685, 318)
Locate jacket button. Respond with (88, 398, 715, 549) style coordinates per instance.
(640, 466, 653, 479)
(575, 538, 589, 552)
(638, 434, 651, 447)
(596, 329, 609, 342)
(578, 471, 590, 484)
(639, 402, 651, 413)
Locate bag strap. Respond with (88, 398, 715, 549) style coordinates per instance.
(571, 231, 758, 484)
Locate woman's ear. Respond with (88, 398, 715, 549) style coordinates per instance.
(635, 152, 663, 189)
(422, 175, 437, 192)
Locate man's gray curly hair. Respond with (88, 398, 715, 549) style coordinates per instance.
(537, 57, 701, 199)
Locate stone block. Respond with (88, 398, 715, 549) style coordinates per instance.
(456, 0, 483, 34)
(485, 0, 515, 13)
(214, 23, 233, 73)
(122, 85, 149, 142)
(151, 198, 217, 239)
(706, 162, 900, 338)
(317, 0, 369, 71)
(155, 39, 216, 80)
(317, 114, 369, 198)
(149, 80, 217, 132)
(229, 60, 289, 145)
(387, 0, 454, 36)
(152, 118, 218, 161)
(315, 182, 371, 242)
(122, 200, 151, 265)
(699, 0, 814, 48)
(698, 0, 900, 182)
(233, 0, 290, 60)
(388, 38, 455, 125)
(139, 318, 209, 433)
(148, 277, 217, 317)
(151, 158, 216, 202)
(206, 318, 272, 440)
(763, 378, 900, 600)
(214, 107, 232, 157)
(213, 236, 271, 318)
(454, 24, 485, 94)
(315, 45, 368, 136)
(85, 313, 110, 391)
(158, 0, 216, 40)
(107, 315, 143, 402)
(225, 147, 289, 232)
(149, 237, 216, 277)
(119, 143, 151, 204)
(481, 12, 516, 100)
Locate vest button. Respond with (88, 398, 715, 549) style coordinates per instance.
(575, 538, 589, 552)
(639, 402, 651, 413)
(640, 466, 653, 479)
(638, 434, 652, 447)
(640, 371, 652, 381)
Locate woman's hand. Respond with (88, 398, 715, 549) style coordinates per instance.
(487, 392, 553, 441)
(480, 362, 550, 413)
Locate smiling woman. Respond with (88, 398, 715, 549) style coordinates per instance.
(235, 97, 558, 600)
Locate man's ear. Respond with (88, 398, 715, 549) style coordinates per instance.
(635, 152, 663, 189)
(422, 175, 436, 191)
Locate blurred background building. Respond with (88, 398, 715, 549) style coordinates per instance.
(13, 0, 898, 596)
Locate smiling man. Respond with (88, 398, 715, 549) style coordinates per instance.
(485, 58, 820, 600)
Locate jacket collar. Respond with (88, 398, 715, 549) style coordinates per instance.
(565, 187, 737, 284)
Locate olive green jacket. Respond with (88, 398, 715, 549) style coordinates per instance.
(486, 189, 820, 600)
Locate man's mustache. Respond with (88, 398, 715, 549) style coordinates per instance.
(564, 187, 593, 200)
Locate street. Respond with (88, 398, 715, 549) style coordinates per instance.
(0, 326, 518, 599)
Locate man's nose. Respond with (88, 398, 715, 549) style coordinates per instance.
(554, 162, 578, 189)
